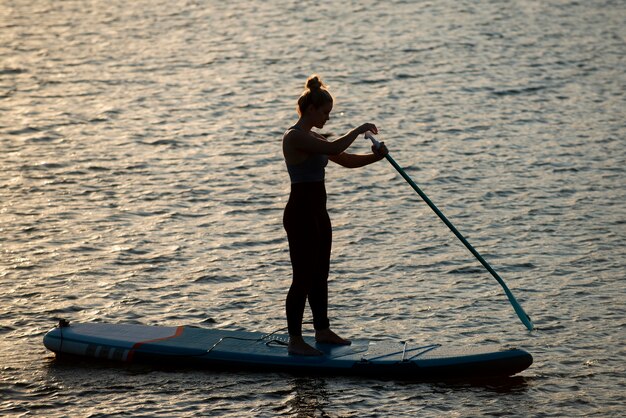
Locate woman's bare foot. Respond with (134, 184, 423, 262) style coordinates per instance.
(315, 328, 351, 345)
(288, 336, 323, 356)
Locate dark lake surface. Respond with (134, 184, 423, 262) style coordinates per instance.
(1, 1, 624, 416)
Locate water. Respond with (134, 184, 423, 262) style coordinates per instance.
(1, 0, 624, 416)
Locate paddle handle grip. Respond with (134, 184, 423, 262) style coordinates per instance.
(365, 131, 382, 150)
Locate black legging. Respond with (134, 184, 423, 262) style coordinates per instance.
(283, 181, 332, 337)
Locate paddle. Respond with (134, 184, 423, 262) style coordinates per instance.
(366, 132, 534, 331)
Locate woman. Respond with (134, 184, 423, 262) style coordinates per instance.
(283, 74, 388, 356)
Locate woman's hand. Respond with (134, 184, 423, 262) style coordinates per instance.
(372, 141, 388, 159)
(356, 123, 378, 135)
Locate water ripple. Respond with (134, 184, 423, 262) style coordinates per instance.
(1, 0, 625, 416)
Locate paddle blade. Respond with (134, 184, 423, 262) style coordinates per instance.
(503, 286, 534, 331)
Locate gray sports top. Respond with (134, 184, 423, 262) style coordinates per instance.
(285, 127, 329, 184)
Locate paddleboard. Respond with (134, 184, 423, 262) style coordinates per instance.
(43, 321, 532, 380)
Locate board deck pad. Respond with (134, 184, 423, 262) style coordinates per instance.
(43, 322, 533, 380)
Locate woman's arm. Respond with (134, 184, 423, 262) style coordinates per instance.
(285, 123, 377, 156)
(329, 143, 389, 168)
(329, 152, 380, 168)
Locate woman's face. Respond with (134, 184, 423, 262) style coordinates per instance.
(311, 101, 333, 129)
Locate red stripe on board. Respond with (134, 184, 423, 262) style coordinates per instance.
(126, 326, 184, 362)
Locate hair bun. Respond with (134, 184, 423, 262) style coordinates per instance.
(296, 74, 333, 116)
(306, 75, 324, 91)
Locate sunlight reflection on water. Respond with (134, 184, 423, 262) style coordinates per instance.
(1, 0, 625, 416)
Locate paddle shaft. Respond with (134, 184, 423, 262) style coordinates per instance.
(367, 133, 534, 331)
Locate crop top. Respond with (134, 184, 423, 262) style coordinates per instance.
(285, 127, 329, 184)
